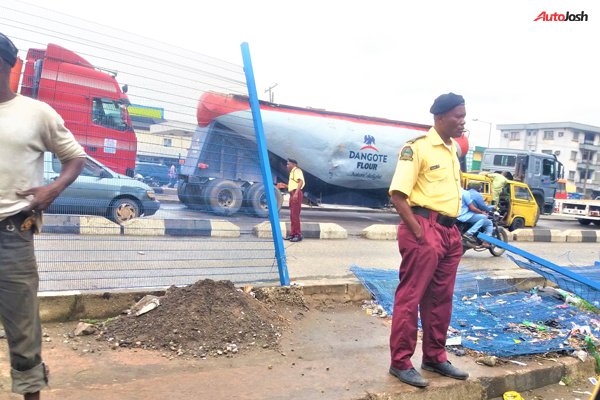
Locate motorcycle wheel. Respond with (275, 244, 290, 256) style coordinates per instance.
(488, 227, 508, 257)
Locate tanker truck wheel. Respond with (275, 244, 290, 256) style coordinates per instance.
(246, 183, 283, 218)
(205, 180, 243, 216)
(178, 182, 207, 210)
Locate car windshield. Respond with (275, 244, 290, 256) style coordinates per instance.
(52, 155, 108, 178)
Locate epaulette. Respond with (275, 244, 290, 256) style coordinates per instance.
(405, 135, 427, 145)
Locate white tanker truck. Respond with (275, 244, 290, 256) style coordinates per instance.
(177, 92, 469, 217)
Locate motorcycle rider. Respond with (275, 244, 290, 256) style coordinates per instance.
(457, 187, 492, 244)
(467, 182, 495, 214)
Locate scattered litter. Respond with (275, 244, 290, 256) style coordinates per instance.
(589, 377, 598, 386)
(361, 300, 388, 318)
(506, 360, 527, 366)
(573, 390, 593, 395)
(131, 295, 161, 317)
(137, 251, 145, 255)
(476, 355, 498, 367)
(573, 349, 588, 362)
(446, 336, 462, 346)
(502, 391, 524, 400)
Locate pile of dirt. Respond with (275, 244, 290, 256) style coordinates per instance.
(97, 280, 305, 358)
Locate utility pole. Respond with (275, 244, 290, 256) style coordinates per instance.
(264, 83, 278, 103)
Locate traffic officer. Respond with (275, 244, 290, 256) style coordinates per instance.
(387, 92, 469, 388)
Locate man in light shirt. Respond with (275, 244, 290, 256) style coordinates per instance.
(0, 32, 85, 400)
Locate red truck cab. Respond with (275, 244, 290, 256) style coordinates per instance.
(14, 44, 136, 175)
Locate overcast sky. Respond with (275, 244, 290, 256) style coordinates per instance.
(2, 0, 599, 147)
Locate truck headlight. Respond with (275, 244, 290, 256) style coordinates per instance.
(146, 190, 156, 200)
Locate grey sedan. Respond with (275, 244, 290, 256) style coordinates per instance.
(44, 153, 160, 223)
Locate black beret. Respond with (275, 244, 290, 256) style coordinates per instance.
(0, 32, 18, 68)
(430, 92, 465, 115)
(287, 158, 298, 165)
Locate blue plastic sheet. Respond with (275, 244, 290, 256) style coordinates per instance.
(350, 265, 599, 356)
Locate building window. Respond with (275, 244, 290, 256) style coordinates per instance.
(581, 169, 593, 180)
(163, 138, 172, 147)
(510, 132, 520, 141)
(558, 131, 564, 137)
(541, 149, 552, 155)
(572, 132, 579, 142)
(543, 130, 554, 140)
(582, 150, 594, 162)
(570, 151, 578, 161)
(568, 171, 576, 180)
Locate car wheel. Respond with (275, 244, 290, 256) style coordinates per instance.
(110, 197, 141, 224)
(578, 219, 592, 226)
(509, 217, 525, 231)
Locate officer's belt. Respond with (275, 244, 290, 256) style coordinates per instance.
(411, 206, 456, 228)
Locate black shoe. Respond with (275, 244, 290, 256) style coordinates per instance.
(290, 235, 303, 242)
(421, 361, 469, 380)
(389, 367, 429, 388)
(284, 235, 294, 240)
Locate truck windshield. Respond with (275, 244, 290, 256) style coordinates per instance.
(542, 159, 556, 181)
(92, 98, 130, 131)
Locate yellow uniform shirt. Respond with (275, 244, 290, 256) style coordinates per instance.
(288, 167, 305, 192)
(388, 127, 462, 217)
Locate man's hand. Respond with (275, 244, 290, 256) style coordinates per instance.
(16, 186, 61, 212)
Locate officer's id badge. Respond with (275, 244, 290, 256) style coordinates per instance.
(399, 146, 413, 161)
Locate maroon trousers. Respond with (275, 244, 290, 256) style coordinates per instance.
(390, 212, 462, 370)
(289, 189, 303, 237)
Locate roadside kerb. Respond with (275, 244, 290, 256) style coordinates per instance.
(42, 215, 121, 235)
(252, 221, 347, 239)
(564, 229, 600, 243)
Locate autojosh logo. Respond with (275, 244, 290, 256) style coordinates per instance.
(534, 11, 588, 21)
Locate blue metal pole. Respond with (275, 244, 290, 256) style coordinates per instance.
(240, 42, 290, 286)
(479, 233, 600, 292)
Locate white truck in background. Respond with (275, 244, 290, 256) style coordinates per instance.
(555, 198, 600, 226)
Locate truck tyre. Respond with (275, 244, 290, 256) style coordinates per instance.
(246, 183, 283, 218)
(509, 217, 525, 231)
(178, 182, 206, 210)
(109, 197, 140, 224)
(593, 221, 600, 226)
(578, 219, 592, 226)
(205, 180, 243, 215)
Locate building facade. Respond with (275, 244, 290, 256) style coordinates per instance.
(496, 122, 600, 197)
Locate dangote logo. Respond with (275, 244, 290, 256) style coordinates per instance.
(359, 135, 379, 152)
(349, 135, 387, 171)
(534, 11, 588, 21)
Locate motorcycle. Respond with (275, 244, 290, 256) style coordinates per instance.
(457, 210, 508, 256)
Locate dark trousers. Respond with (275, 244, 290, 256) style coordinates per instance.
(289, 190, 303, 237)
(0, 214, 46, 394)
(390, 212, 462, 369)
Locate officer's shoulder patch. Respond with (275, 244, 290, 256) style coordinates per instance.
(399, 145, 414, 161)
(405, 135, 427, 145)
